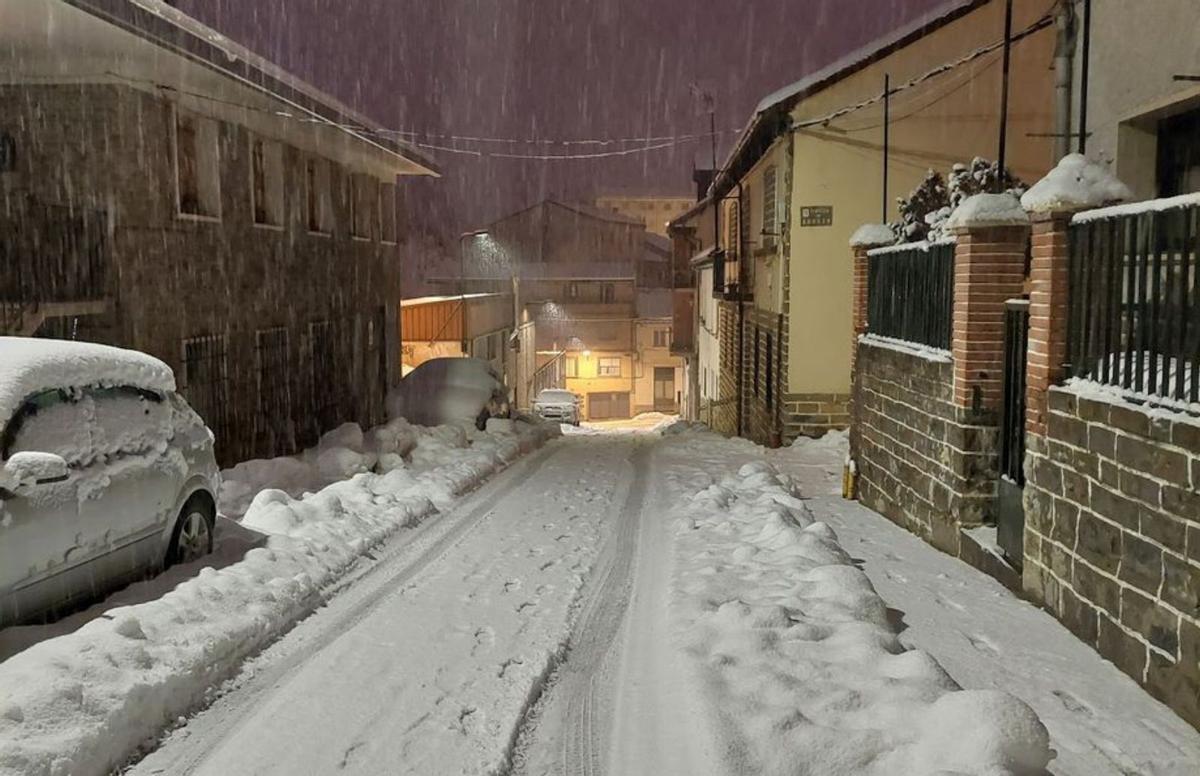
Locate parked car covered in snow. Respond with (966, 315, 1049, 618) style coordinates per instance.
(532, 389, 582, 425)
(387, 357, 511, 430)
(0, 338, 219, 627)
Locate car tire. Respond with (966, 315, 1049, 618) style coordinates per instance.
(166, 495, 215, 568)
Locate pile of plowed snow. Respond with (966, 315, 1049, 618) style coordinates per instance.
(666, 429, 1054, 775)
(0, 417, 557, 776)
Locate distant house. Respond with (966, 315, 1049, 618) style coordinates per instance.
(594, 194, 696, 237)
(0, 0, 439, 464)
(445, 200, 683, 418)
(400, 293, 515, 379)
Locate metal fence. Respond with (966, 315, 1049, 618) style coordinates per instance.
(182, 334, 232, 459)
(867, 240, 955, 350)
(1067, 204, 1199, 404)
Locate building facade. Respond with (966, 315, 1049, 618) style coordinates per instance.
(449, 200, 684, 419)
(594, 194, 696, 237)
(0, 0, 438, 464)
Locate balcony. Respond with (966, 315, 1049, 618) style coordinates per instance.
(1, 198, 111, 335)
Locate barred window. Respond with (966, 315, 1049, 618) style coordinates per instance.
(182, 334, 230, 453)
(255, 327, 293, 447)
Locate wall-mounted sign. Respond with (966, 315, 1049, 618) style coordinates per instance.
(799, 205, 833, 227)
(0, 132, 15, 173)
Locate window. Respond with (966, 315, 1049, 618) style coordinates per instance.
(350, 174, 376, 240)
(250, 136, 284, 227)
(1158, 107, 1200, 197)
(3, 389, 88, 464)
(256, 327, 293, 447)
(380, 182, 398, 244)
(601, 283, 615, 303)
(90, 386, 170, 459)
(753, 327, 761, 396)
(598, 357, 621, 377)
(653, 328, 670, 348)
(174, 109, 220, 219)
(305, 158, 333, 234)
(182, 335, 231, 455)
(762, 165, 778, 247)
(765, 333, 774, 409)
(565, 356, 579, 378)
(308, 320, 342, 431)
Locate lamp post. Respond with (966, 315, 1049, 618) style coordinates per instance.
(458, 230, 488, 354)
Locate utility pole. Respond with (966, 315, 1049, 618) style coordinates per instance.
(1079, 0, 1092, 154)
(883, 73, 891, 222)
(997, 0, 1014, 184)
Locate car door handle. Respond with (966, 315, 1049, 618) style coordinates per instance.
(36, 475, 69, 485)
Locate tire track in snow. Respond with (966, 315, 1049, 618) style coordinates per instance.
(507, 440, 651, 776)
(130, 441, 563, 775)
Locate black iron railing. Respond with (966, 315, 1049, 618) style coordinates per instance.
(867, 240, 955, 349)
(999, 300, 1030, 484)
(1067, 204, 1199, 404)
(0, 198, 109, 304)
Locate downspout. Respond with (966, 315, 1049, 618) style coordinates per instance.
(735, 180, 745, 440)
(1053, 0, 1077, 161)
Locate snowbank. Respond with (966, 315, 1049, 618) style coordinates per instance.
(1021, 154, 1132, 214)
(850, 223, 896, 248)
(0, 418, 557, 776)
(945, 192, 1030, 230)
(664, 429, 1054, 775)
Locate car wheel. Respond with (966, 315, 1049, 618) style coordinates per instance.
(167, 496, 215, 567)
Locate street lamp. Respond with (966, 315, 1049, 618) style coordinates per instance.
(458, 229, 489, 302)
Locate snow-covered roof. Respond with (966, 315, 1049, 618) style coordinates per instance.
(945, 193, 1030, 230)
(689, 246, 718, 267)
(400, 293, 503, 308)
(1021, 154, 1132, 214)
(753, 0, 983, 116)
(0, 338, 176, 428)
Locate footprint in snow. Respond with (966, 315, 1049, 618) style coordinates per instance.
(1052, 689, 1092, 715)
(965, 633, 1000, 656)
(503, 579, 522, 593)
(515, 601, 536, 613)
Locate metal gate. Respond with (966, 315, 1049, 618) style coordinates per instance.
(996, 299, 1030, 568)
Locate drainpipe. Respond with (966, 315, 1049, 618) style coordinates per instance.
(1053, 0, 1078, 161)
(735, 180, 745, 440)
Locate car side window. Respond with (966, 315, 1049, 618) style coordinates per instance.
(88, 386, 170, 459)
(2, 389, 91, 466)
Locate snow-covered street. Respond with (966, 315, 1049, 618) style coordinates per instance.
(85, 423, 1200, 776)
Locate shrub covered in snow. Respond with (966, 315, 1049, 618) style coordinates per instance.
(663, 429, 1054, 775)
(893, 158, 1026, 243)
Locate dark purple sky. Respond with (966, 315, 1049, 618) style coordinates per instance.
(179, 0, 943, 236)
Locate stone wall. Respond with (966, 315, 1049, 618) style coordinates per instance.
(1024, 387, 1200, 727)
(855, 338, 1000, 555)
(2, 84, 402, 464)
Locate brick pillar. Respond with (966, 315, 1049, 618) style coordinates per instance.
(850, 244, 871, 376)
(951, 223, 1031, 413)
(1026, 213, 1072, 437)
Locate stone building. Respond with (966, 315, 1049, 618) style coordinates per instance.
(594, 194, 695, 238)
(0, 0, 439, 464)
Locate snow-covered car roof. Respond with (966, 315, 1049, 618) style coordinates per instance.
(0, 337, 176, 428)
(535, 389, 577, 402)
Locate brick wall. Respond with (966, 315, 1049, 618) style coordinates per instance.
(1024, 388, 1200, 726)
(2, 84, 402, 464)
(855, 339, 1001, 555)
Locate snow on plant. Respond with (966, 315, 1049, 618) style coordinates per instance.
(0, 417, 556, 776)
(666, 431, 1054, 775)
(893, 157, 1027, 243)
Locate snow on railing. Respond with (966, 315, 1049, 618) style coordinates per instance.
(866, 236, 957, 258)
(1073, 192, 1200, 225)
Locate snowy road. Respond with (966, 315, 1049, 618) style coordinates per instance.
(132, 435, 645, 775)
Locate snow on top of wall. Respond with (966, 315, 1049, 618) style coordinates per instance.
(944, 192, 1029, 230)
(850, 223, 897, 248)
(859, 333, 953, 363)
(0, 338, 176, 429)
(1060, 378, 1200, 428)
(867, 237, 956, 257)
(1073, 192, 1200, 225)
(1021, 154, 1132, 214)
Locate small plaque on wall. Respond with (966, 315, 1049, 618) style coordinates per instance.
(799, 206, 833, 227)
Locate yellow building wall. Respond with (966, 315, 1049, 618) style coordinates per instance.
(784, 0, 1055, 394)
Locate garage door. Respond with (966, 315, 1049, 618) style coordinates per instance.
(587, 392, 631, 420)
